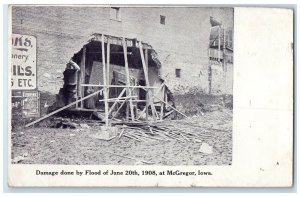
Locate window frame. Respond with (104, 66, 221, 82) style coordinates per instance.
(160, 15, 166, 25)
(110, 7, 121, 22)
(175, 69, 181, 78)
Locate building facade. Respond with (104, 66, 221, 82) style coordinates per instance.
(11, 6, 233, 99)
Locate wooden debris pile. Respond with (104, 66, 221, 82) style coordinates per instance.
(115, 122, 202, 143)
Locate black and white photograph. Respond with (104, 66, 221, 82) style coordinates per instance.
(6, 5, 293, 188)
(10, 6, 234, 166)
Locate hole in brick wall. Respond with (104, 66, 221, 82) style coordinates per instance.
(49, 37, 176, 120)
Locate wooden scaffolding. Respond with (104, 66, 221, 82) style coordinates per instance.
(26, 34, 186, 128)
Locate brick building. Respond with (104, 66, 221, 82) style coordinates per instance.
(11, 6, 234, 116)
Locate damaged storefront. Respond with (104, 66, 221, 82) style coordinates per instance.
(26, 34, 185, 128)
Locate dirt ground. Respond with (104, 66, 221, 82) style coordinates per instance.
(11, 109, 232, 165)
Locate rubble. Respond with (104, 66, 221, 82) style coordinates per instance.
(12, 156, 26, 163)
(80, 123, 90, 129)
(89, 126, 118, 141)
(12, 153, 29, 164)
(12, 109, 233, 165)
(199, 142, 213, 154)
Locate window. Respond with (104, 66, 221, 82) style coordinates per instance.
(175, 69, 181, 78)
(110, 7, 121, 21)
(160, 15, 166, 25)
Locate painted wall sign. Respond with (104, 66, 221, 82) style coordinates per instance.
(11, 34, 37, 90)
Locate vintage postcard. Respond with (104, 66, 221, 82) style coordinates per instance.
(7, 6, 293, 187)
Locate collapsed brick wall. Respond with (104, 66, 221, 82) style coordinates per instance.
(12, 7, 233, 95)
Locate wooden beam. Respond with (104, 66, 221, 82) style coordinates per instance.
(122, 37, 135, 121)
(136, 105, 147, 120)
(218, 26, 221, 62)
(75, 69, 80, 108)
(80, 84, 159, 89)
(139, 41, 156, 120)
(25, 92, 137, 128)
(107, 88, 126, 116)
(107, 39, 111, 98)
(92, 34, 153, 50)
(80, 46, 86, 108)
(152, 94, 187, 118)
(76, 48, 86, 108)
(223, 25, 227, 94)
(163, 110, 174, 119)
(160, 84, 165, 120)
(104, 95, 137, 102)
(145, 48, 149, 121)
(111, 98, 127, 120)
(146, 89, 149, 121)
(101, 34, 109, 126)
(86, 51, 133, 55)
(25, 89, 103, 127)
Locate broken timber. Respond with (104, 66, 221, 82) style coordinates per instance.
(47, 33, 187, 126)
(25, 89, 104, 127)
(123, 37, 135, 121)
(139, 40, 157, 120)
(101, 34, 109, 126)
(152, 94, 187, 118)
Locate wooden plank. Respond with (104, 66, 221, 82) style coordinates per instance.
(153, 82, 165, 120)
(118, 129, 125, 139)
(101, 34, 109, 126)
(81, 84, 159, 88)
(163, 110, 174, 118)
(144, 48, 149, 121)
(107, 88, 126, 116)
(76, 49, 86, 108)
(122, 37, 135, 121)
(27, 93, 136, 128)
(153, 106, 159, 119)
(80, 46, 86, 108)
(111, 98, 127, 120)
(128, 133, 148, 142)
(25, 89, 103, 127)
(104, 96, 137, 102)
(86, 51, 133, 55)
(152, 94, 187, 118)
(123, 134, 141, 141)
(146, 90, 149, 121)
(136, 105, 147, 120)
(218, 26, 221, 62)
(139, 41, 156, 120)
(165, 88, 168, 103)
(92, 34, 153, 49)
(107, 39, 111, 98)
(180, 133, 190, 142)
(75, 69, 80, 108)
(223, 26, 227, 93)
(160, 84, 165, 120)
